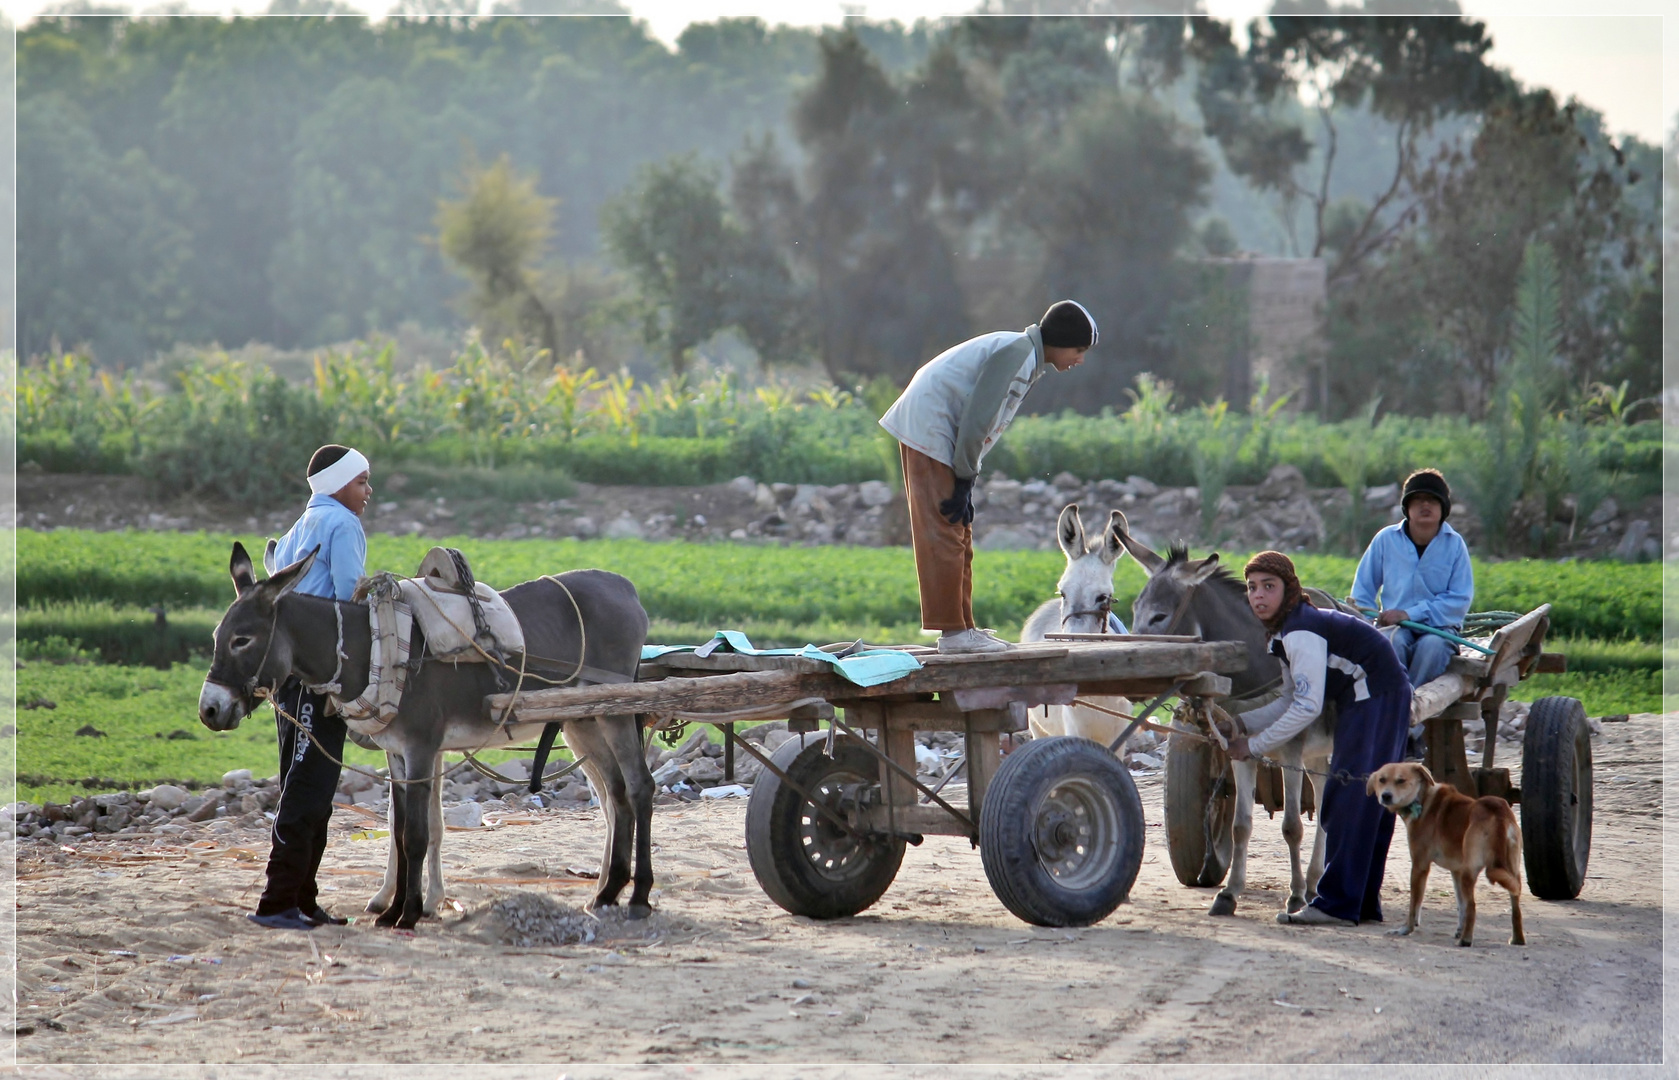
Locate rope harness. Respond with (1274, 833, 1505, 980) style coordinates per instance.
(226, 565, 621, 792)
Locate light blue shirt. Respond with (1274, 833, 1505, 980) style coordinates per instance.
(273, 494, 367, 602)
(1351, 519, 1474, 629)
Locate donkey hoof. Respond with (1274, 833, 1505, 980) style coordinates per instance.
(374, 909, 401, 929)
(365, 897, 391, 915)
(626, 903, 653, 921)
(1208, 893, 1237, 917)
(1287, 896, 1307, 915)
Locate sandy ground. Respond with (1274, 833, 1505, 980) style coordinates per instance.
(12, 715, 1666, 1067)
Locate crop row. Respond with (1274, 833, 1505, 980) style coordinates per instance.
(18, 529, 1660, 642)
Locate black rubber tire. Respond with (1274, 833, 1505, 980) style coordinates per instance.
(745, 733, 905, 919)
(1163, 731, 1234, 887)
(1521, 696, 1593, 900)
(979, 736, 1144, 927)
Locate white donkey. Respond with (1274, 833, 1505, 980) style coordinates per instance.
(1019, 505, 1133, 747)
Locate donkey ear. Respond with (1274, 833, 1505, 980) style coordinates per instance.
(1112, 511, 1165, 575)
(1057, 503, 1087, 559)
(1100, 510, 1127, 566)
(262, 544, 319, 601)
(230, 542, 258, 595)
(1183, 553, 1224, 586)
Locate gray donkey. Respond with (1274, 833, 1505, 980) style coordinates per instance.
(197, 542, 653, 929)
(1114, 513, 1336, 918)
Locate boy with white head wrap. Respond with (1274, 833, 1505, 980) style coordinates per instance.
(250, 444, 372, 930)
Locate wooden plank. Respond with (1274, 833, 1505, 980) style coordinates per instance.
(1445, 654, 1490, 680)
(844, 641, 1247, 698)
(965, 725, 1001, 817)
(494, 640, 1248, 723)
(861, 803, 972, 838)
(1483, 605, 1550, 683)
(1411, 672, 1477, 726)
(1181, 672, 1232, 698)
(1043, 633, 1202, 643)
(640, 653, 834, 675)
(489, 668, 807, 723)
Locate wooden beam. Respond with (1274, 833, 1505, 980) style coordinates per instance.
(488, 668, 807, 723)
(491, 640, 1249, 724)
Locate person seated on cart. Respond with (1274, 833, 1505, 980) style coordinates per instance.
(879, 300, 1098, 655)
(1351, 468, 1474, 689)
(1227, 551, 1412, 927)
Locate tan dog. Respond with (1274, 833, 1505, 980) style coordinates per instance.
(1367, 762, 1526, 947)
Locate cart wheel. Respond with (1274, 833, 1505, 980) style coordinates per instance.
(1163, 731, 1234, 887)
(745, 733, 905, 919)
(979, 736, 1143, 927)
(1521, 696, 1593, 900)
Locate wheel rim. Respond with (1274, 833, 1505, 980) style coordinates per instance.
(798, 766, 886, 884)
(1029, 775, 1122, 890)
(1572, 735, 1592, 868)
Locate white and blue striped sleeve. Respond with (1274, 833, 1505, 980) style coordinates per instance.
(1247, 630, 1328, 756)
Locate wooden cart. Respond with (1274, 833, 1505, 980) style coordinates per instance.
(490, 639, 1248, 927)
(1162, 603, 1592, 900)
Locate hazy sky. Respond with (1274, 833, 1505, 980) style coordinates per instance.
(4, 1, 1670, 143)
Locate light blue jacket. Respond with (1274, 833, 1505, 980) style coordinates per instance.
(272, 494, 367, 602)
(1351, 519, 1474, 629)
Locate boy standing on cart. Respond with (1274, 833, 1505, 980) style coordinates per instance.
(879, 301, 1099, 654)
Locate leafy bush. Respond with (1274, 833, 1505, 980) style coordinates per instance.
(17, 348, 1657, 513)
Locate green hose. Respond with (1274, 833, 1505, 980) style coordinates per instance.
(1358, 608, 1498, 656)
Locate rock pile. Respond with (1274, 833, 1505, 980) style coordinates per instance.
(477, 894, 601, 948)
(6, 768, 281, 842)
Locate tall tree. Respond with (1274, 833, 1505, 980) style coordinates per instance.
(1190, 15, 1508, 284)
(600, 154, 742, 375)
(435, 154, 559, 360)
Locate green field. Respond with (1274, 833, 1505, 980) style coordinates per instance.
(12, 528, 1662, 804)
(18, 529, 1661, 641)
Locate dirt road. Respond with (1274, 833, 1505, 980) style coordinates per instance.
(13, 715, 1665, 1066)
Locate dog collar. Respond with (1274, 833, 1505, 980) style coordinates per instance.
(1404, 800, 1425, 821)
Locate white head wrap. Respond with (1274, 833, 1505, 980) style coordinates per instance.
(308, 447, 370, 496)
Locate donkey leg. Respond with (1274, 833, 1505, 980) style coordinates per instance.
(601, 713, 656, 917)
(392, 746, 437, 929)
(423, 754, 445, 917)
(375, 751, 412, 928)
(564, 720, 631, 910)
(1304, 764, 1329, 905)
(1211, 760, 1256, 916)
(367, 751, 399, 915)
(1282, 753, 1308, 914)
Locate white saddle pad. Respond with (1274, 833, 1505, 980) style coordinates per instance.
(399, 577, 526, 663)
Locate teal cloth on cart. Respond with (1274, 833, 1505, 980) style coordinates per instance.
(641, 630, 923, 688)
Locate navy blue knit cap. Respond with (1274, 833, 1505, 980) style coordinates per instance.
(1040, 300, 1099, 349)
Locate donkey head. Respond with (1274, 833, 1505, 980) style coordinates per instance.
(197, 541, 317, 732)
(1052, 505, 1129, 634)
(1111, 512, 1239, 639)
(1115, 513, 1281, 694)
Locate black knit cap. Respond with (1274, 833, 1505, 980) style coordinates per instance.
(307, 444, 353, 478)
(1039, 300, 1099, 349)
(1401, 468, 1451, 521)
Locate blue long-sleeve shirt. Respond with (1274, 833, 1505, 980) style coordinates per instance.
(272, 493, 367, 602)
(1350, 519, 1474, 630)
